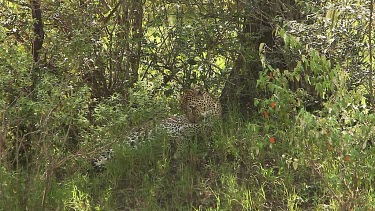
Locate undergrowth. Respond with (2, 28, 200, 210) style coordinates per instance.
(0, 51, 374, 211)
(1, 102, 374, 210)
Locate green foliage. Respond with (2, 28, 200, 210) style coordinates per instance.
(257, 27, 375, 209)
(281, 0, 373, 90)
(1, 0, 374, 210)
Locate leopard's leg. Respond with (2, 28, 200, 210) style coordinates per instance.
(91, 149, 114, 172)
(173, 136, 184, 159)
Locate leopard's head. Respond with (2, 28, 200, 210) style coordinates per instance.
(180, 87, 222, 123)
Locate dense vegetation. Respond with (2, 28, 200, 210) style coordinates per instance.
(0, 0, 374, 210)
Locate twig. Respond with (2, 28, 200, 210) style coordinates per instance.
(370, 0, 374, 106)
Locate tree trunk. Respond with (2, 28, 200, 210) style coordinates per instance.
(220, 9, 273, 117)
(30, 0, 44, 95)
(220, 0, 301, 117)
(30, 0, 44, 64)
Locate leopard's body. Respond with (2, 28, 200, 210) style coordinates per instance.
(91, 115, 204, 170)
(91, 87, 222, 171)
(126, 114, 204, 148)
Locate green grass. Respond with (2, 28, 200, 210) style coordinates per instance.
(0, 110, 374, 210)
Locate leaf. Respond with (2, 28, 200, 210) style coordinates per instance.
(292, 159, 298, 170)
(270, 101, 276, 109)
(295, 74, 300, 82)
(259, 42, 265, 53)
(344, 155, 350, 161)
(254, 99, 260, 106)
(269, 136, 275, 144)
(263, 111, 269, 119)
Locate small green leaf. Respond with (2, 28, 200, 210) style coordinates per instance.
(292, 159, 298, 170)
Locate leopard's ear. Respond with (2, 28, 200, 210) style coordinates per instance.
(189, 85, 199, 92)
(193, 86, 204, 95)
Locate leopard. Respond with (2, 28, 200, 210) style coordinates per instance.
(91, 87, 222, 171)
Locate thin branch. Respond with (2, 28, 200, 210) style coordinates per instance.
(103, 0, 123, 24)
(370, 0, 374, 106)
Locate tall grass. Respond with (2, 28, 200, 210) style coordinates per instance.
(1, 105, 374, 210)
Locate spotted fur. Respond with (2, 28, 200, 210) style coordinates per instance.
(91, 115, 204, 169)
